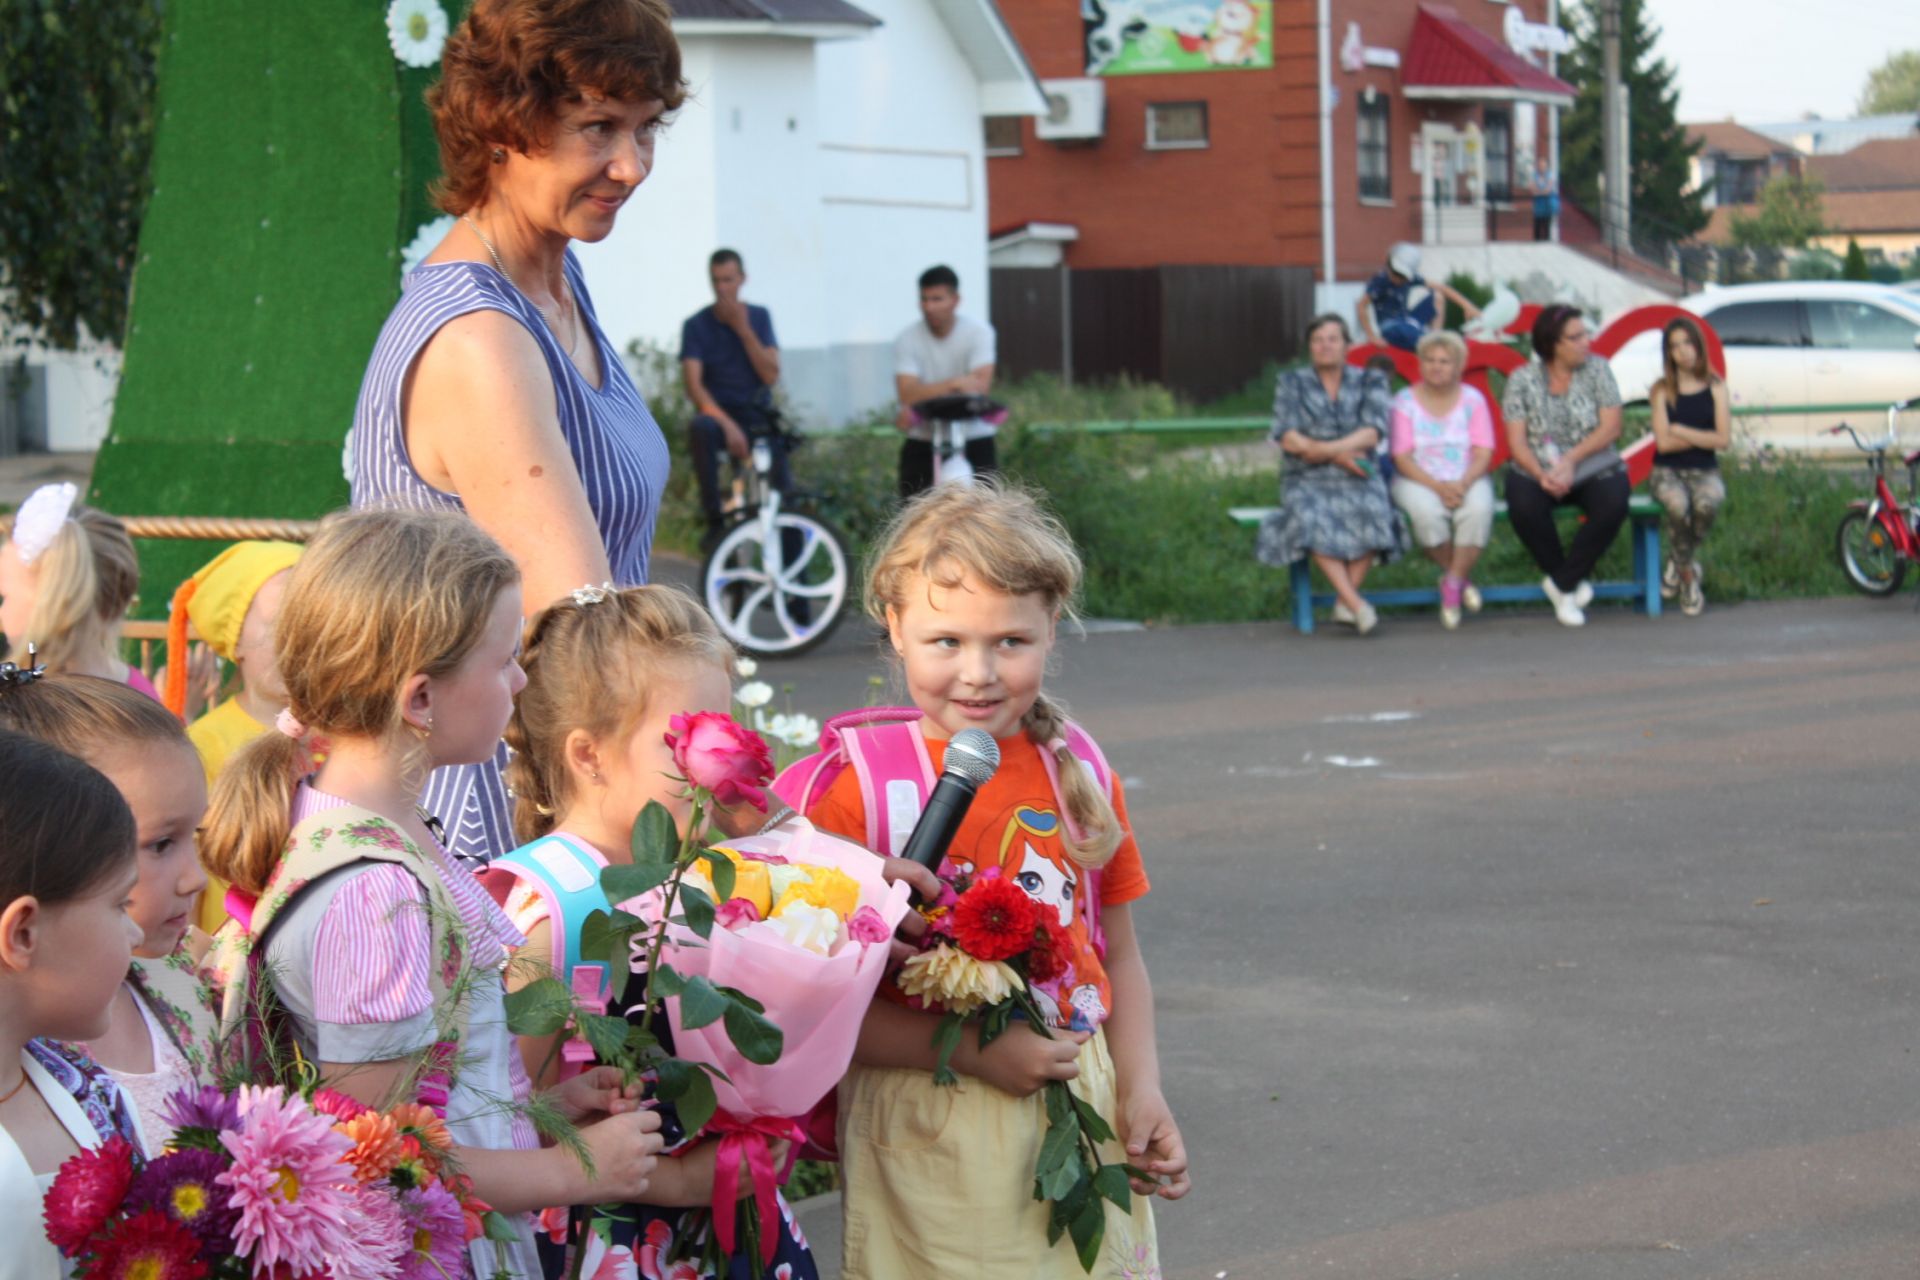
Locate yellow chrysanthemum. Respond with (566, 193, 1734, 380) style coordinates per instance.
(896, 944, 1021, 1015)
(772, 865, 860, 921)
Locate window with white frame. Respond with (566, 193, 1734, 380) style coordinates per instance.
(1145, 101, 1208, 150)
(1357, 93, 1391, 201)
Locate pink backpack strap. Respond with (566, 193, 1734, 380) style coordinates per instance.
(840, 720, 937, 856)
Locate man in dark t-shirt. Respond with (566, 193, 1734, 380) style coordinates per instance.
(681, 248, 785, 551)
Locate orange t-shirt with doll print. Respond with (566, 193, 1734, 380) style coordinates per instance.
(807, 728, 1150, 1034)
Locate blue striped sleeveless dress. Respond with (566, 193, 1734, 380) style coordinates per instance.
(349, 250, 670, 866)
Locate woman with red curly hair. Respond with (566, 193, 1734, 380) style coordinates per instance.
(349, 0, 685, 868)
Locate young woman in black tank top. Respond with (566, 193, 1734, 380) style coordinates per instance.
(1648, 317, 1731, 616)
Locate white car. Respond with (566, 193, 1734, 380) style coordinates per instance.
(1604, 282, 1920, 454)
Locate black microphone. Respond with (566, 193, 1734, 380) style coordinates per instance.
(899, 729, 1001, 898)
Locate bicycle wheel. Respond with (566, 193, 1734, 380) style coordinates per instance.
(701, 509, 851, 657)
(1836, 510, 1907, 597)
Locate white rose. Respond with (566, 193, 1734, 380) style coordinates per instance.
(764, 864, 814, 901)
(762, 901, 842, 955)
(735, 681, 774, 709)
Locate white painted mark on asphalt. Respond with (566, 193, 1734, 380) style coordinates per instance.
(1323, 755, 1382, 768)
(1321, 710, 1420, 723)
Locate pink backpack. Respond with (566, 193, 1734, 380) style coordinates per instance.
(771, 707, 1116, 956)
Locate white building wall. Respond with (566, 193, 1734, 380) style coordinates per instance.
(576, 39, 724, 404)
(810, 0, 993, 425)
(579, 6, 999, 429)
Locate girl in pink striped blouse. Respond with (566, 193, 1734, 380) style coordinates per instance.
(199, 509, 665, 1280)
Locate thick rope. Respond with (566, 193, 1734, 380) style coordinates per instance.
(0, 514, 318, 542)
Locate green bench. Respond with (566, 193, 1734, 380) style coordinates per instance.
(1230, 495, 1664, 633)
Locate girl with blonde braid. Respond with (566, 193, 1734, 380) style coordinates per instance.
(806, 481, 1189, 1280)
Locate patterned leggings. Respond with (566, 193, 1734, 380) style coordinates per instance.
(1648, 466, 1725, 569)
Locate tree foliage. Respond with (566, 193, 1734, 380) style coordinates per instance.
(1728, 174, 1825, 251)
(1556, 0, 1707, 238)
(0, 0, 164, 351)
(1857, 50, 1920, 115)
(1841, 238, 1871, 281)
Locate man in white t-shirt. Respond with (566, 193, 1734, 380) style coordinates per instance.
(892, 264, 998, 497)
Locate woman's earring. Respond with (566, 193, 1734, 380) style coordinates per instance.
(491, 147, 506, 164)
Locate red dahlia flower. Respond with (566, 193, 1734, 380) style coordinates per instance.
(44, 1134, 138, 1253)
(951, 877, 1041, 963)
(1025, 920, 1075, 985)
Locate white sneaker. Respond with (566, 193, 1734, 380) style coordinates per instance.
(1354, 601, 1380, 635)
(1461, 582, 1483, 614)
(1680, 574, 1705, 617)
(1439, 602, 1462, 630)
(1661, 559, 1679, 600)
(1332, 601, 1357, 627)
(1542, 576, 1586, 627)
(1573, 579, 1594, 608)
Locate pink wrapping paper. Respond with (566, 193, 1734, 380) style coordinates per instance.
(649, 819, 910, 1119)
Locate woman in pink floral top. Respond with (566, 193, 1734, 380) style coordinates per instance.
(1388, 330, 1497, 630)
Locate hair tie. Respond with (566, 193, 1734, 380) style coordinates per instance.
(275, 707, 308, 739)
(0, 645, 47, 688)
(1046, 736, 1069, 756)
(571, 582, 615, 606)
(9, 483, 78, 565)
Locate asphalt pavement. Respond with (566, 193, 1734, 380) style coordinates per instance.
(702, 570, 1920, 1280)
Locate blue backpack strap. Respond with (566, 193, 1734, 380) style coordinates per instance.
(486, 833, 610, 978)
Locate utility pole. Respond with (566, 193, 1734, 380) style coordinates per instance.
(1598, 0, 1631, 253)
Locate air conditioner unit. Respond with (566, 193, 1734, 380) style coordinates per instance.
(1036, 79, 1104, 143)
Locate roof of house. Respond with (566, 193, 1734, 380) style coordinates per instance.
(1687, 121, 1796, 160)
(671, 0, 879, 27)
(1807, 137, 1920, 191)
(1702, 189, 1920, 244)
(1400, 3, 1576, 106)
(1745, 113, 1920, 156)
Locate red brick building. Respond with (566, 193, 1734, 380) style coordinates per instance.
(987, 1, 1576, 285)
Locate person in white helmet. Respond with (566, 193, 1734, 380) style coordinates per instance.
(1357, 243, 1481, 352)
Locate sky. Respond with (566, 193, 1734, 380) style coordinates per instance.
(1648, 0, 1920, 123)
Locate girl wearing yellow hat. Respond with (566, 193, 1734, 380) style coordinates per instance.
(165, 540, 302, 931)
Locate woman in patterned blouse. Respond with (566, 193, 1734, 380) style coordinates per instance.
(1500, 305, 1629, 628)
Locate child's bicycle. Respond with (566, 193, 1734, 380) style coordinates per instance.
(1831, 395, 1920, 597)
(700, 410, 851, 657)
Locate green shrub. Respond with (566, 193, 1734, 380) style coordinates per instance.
(1442, 271, 1495, 332)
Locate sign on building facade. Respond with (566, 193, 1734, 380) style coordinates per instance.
(1083, 1, 1273, 76)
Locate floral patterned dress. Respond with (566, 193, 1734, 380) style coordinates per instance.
(1255, 365, 1403, 566)
(3, 1041, 142, 1280)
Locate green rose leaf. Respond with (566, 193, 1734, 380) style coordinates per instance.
(502, 977, 573, 1036)
(678, 884, 716, 940)
(482, 1209, 521, 1244)
(1070, 1093, 1116, 1145)
(580, 1013, 631, 1064)
(657, 1056, 719, 1134)
(721, 997, 783, 1065)
(580, 908, 642, 1002)
(630, 800, 679, 867)
(649, 962, 686, 997)
(602, 862, 674, 903)
(676, 975, 729, 1029)
(1068, 1191, 1106, 1272)
(695, 849, 737, 903)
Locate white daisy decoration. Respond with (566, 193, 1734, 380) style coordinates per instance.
(735, 681, 775, 710)
(399, 214, 455, 277)
(386, 0, 449, 68)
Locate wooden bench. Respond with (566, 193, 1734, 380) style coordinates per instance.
(1229, 494, 1664, 633)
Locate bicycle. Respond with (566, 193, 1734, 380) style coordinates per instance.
(699, 409, 852, 657)
(910, 392, 1008, 487)
(1830, 396, 1920, 597)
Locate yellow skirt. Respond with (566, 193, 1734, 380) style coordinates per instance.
(837, 1028, 1161, 1280)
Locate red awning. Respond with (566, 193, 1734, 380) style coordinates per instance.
(1401, 4, 1576, 107)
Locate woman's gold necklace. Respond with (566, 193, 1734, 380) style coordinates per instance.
(462, 215, 578, 356)
(0, 1066, 30, 1106)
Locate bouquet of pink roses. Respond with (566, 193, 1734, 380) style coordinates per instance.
(557, 710, 908, 1276)
(42, 1082, 501, 1280)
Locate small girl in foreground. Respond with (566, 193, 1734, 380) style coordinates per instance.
(496, 584, 821, 1278)
(198, 508, 663, 1279)
(806, 481, 1189, 1279)
(0, 672, 215, 1156)
(0, 728, 145, 1280)
(0, 484, 152, 697)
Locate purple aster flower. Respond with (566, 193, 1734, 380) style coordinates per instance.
(159, 1084, 242, 1136)
(127, 1148, 239, 1250)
